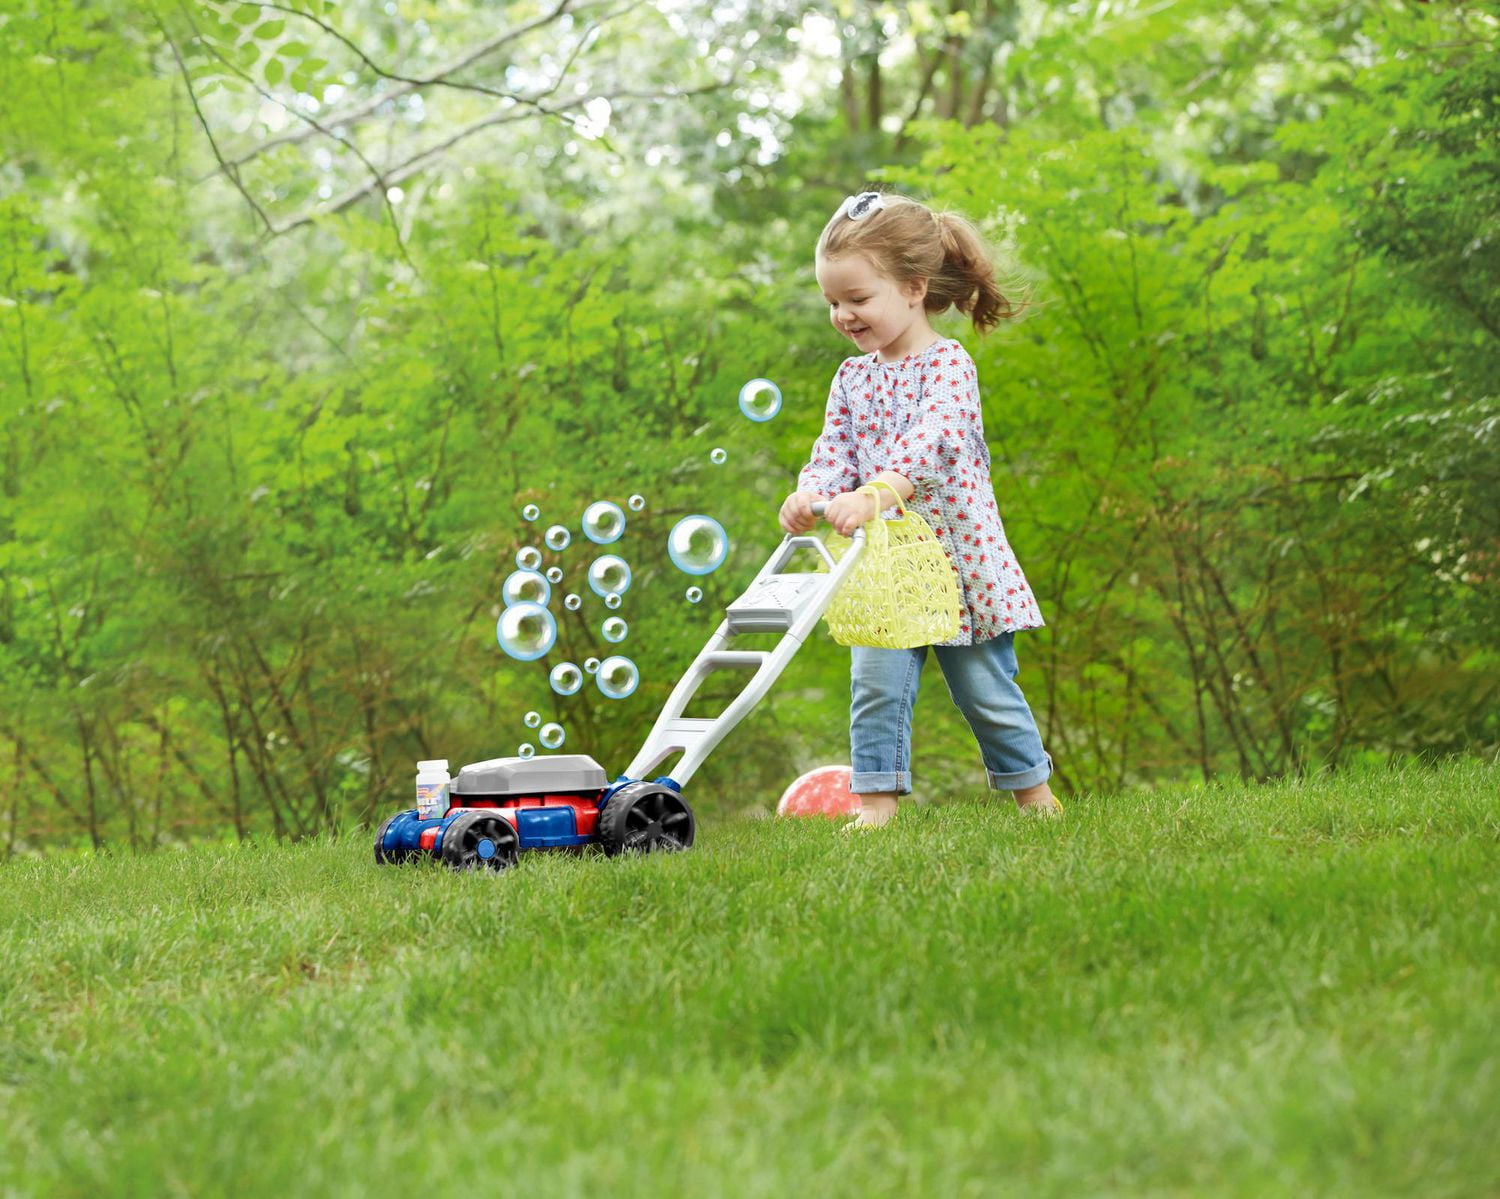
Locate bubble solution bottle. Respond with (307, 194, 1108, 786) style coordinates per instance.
(415, 759, 451, 820)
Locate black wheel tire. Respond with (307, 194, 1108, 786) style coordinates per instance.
(374, 813, 406, 865)
(598, 783, 695, 857)
(440, 811, 520, 872)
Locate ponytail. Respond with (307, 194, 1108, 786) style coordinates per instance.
(930, 211, 1015, 335)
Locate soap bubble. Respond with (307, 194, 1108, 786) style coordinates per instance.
(685, 586, 702, 603)
(518, 743, 535, 759)
(604, 593, 622, 610)
(522, 504, 540, 521)
(602, 616, 628, 644)
(582, 500, 626, 545)
(495, 602, 556, 661)
(524, 710, 541, 729)
(544, 524, 571, 551)
(587, 554, 632, 597)
(628, 494, 646, 511)
(584, 657, 600, 674)
(596, 655, 639, 700)
(516, 546, 542, 571)
(668, 515, 728, 575)
(710, 447, 727, 464)
(539, 722, 565, 750)
(564, 593, 581, 611)
(549, 661, 583, 696)
(545, 566, 563, 584)
(502, 569, 550, 607)
(738, 378, 782, 422)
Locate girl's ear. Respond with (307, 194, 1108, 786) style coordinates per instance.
(903, 276, 929, 305)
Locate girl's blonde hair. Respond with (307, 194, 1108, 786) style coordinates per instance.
(816, 191, 1028, 334)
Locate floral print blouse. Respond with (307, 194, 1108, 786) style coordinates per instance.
(797, 337, 1045, 646)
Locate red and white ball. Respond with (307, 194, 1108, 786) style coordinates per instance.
(776, 765, 859, 819)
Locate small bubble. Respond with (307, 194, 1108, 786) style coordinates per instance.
(685, 586, 703, 603)
(518, 743, 535, 759)
(710, 447, 727, 464)
(738, 378, 783, 422)
(602, 616, 628, 644)
(545, 566, 563, 583)
(564, 593, 582, 611)
(516, 546, 542, 571)
(549, 662, 583, 695)
(587, 554, 632, 597)
(522, 504, 540, 521)
(604, 593, 622, 610)
(628, 494, 646, 511)
(668, 515, 729, 575)
(584, 656, 601, 674)
(581, 500, 626, 545)
(495, 602, 556, 660)
(539, 722, 565, 750)
(596, 655, 639, 699)
(545, 524, 571, 551)
(502, 569, 550, 607)
(524, 710, 541, 729)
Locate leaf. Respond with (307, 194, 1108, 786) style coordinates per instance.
(253, 19, 285, 39)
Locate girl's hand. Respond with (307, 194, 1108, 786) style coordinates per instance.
(824, 490, 878, 537)
(779, 490, 827, 535)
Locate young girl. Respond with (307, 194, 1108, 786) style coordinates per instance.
(779, 190, 1062, 828)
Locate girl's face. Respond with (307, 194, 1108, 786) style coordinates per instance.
(815, 252, 929, 361)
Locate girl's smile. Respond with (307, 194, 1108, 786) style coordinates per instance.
(816, 252, 935, 364)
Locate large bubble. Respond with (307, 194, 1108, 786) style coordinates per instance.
(522, 504, 540, 522)
(582, 500, 626, 545)
(539, 722, 566, 750)
(545, 566, 563, 584)
(518, 743, 535, 759)
(668, 515, 729, 576)
(596, 655, 639, 700)
(602, 616, 628, 644)
(495, 602, 556, 661)
(738, 378, 783, 422)
(587, 554, 632, 597)
(502, 569, 550, 607)
(564, 593, 582, 611)
(524, 710, 541, 729)
(516, 546, 542, 571)
(544, 524, 571, 551)
(549, 661, 583, 696)
(604, 593, 622, 610)
(584, 657, 601, 674)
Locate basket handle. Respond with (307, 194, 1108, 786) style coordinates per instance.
(859, 479, 909, 522)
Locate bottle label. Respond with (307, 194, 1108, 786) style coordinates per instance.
(416, 782, 446, 817)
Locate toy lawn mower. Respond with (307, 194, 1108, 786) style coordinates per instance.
(374, 502, 864, 870)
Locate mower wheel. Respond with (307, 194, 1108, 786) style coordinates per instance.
(598, 783, 695, 857)
(440, 811, 519, 871)
(374, 812, 407, 865)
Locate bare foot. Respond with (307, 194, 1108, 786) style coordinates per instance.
(1012, 781, 1064, 816)
(840, 792, 898, 832)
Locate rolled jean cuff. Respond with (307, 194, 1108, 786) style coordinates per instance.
(986, 752, 1053, 792)
(849, 770, 912, 795)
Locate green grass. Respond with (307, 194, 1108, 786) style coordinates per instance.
(1, 758, 1496, 1198)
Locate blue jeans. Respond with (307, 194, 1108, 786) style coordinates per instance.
(849, 633, 1053, 794)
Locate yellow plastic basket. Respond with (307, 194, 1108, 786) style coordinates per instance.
(819, 481, 962, 649)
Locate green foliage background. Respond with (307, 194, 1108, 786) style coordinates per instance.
(1, 0, 1495, 850)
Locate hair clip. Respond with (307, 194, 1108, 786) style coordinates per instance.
(841, 191, 886, 221)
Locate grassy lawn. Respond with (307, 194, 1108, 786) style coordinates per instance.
(1, 757, 1496, 1197)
